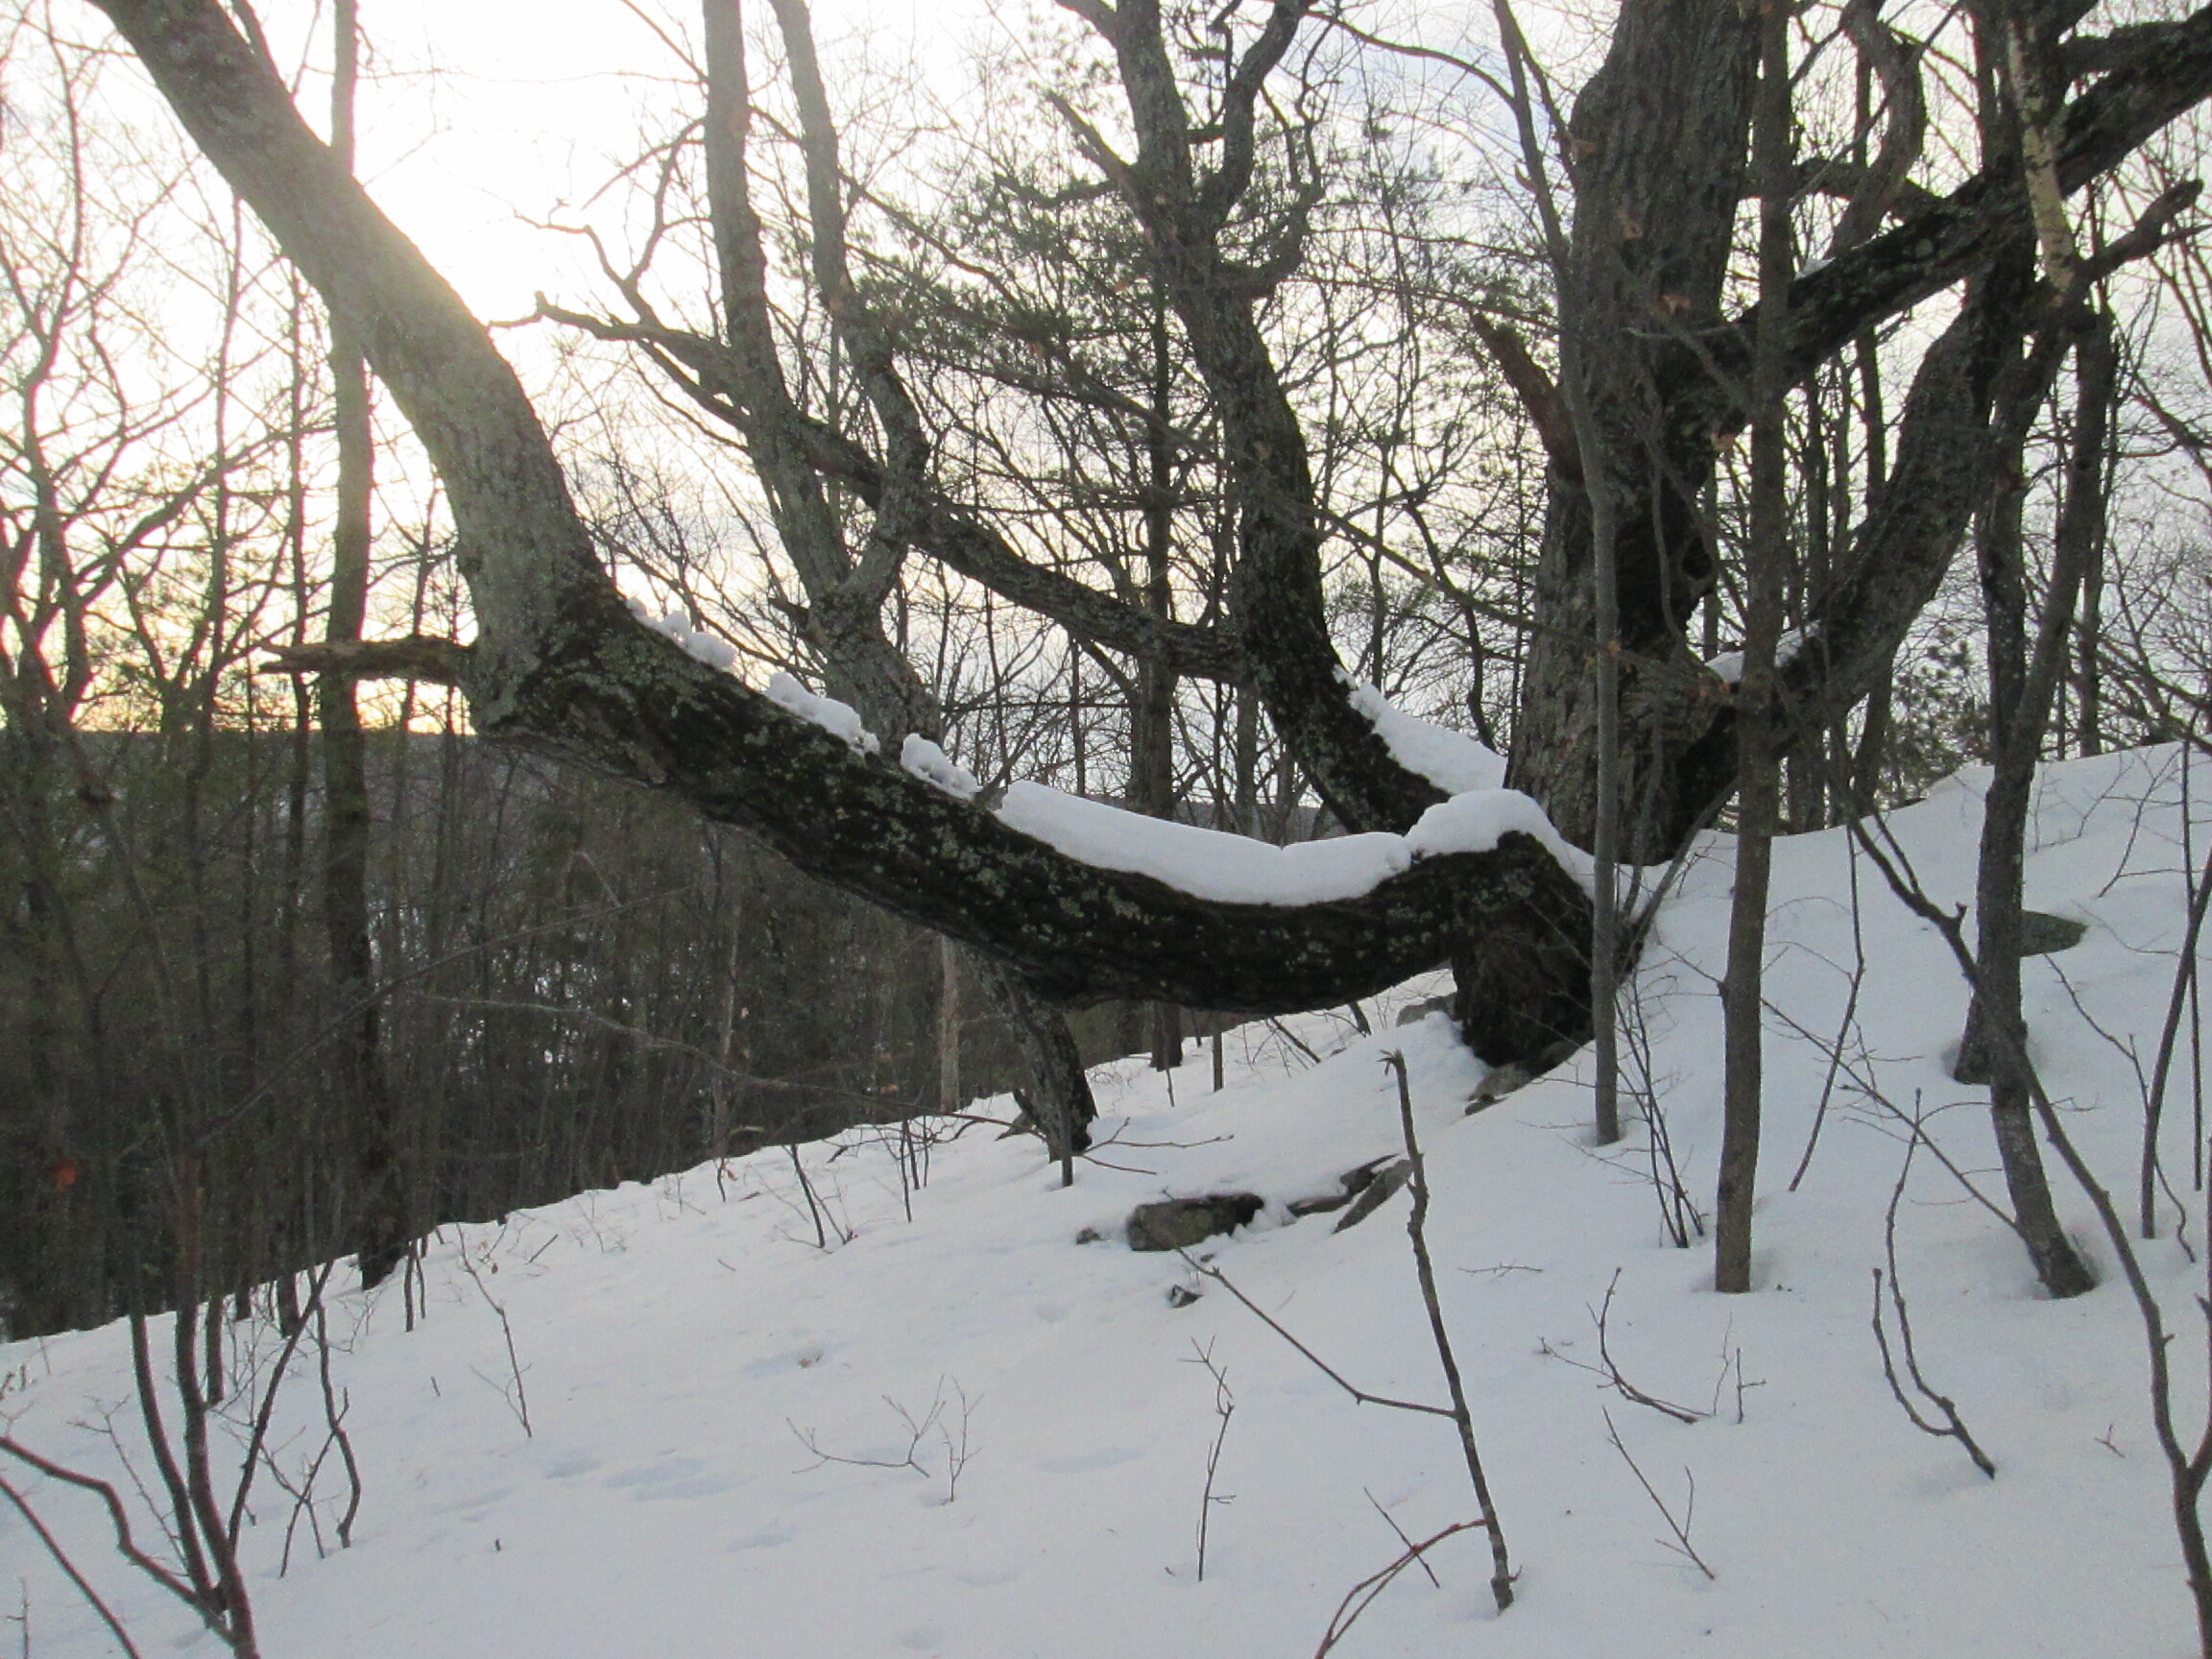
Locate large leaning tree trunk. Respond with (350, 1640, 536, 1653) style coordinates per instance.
(87, 0, 2212, 1094)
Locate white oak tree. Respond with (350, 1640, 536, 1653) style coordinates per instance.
(77, 0, 2212, 1180)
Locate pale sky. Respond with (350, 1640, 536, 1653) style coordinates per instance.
(337, 0, 1022, 319)
(257, 0, 1523, 324)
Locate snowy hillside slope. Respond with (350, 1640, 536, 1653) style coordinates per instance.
(7, 745, 2212, 1657)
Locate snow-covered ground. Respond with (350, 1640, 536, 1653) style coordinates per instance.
(8, 745, 2212, 1657)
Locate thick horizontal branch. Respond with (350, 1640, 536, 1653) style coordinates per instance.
(2063, 22, 2189, 78)
(259, 637, 471, 685)
(508, 588, 1589, 1028)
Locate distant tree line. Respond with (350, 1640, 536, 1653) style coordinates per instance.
(0, 725, 1077, 1335)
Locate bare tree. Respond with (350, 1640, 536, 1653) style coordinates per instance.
(312, 0, 410, 1288)
(76, 0, 2212, 1161)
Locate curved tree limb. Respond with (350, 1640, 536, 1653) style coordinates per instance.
(531, 300, 1246, 684)
(1765, 0, 2212, 403)
(86, 0, 603, 727)
(697, 0, 927, 732)
(1826, 0, 1929, 258)
(1063, 0, 1449, 834)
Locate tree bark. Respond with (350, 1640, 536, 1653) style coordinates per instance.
(1505, 0, 1758, 857)
(1717, 0, 1793, 1296)
(1956, 290, 2111, 1299)
(936, 935, 961, 1116)
(323, 0, 408, 1289)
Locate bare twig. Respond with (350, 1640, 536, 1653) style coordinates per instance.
(1076, 1118, 1235, 1178)
(455, 1247, 533, 1439)
(936, 1381, 978, 1505)
(0, 1441, 193, 1607)
(791, 1401, 937, 1476)
(1362, 1488, 1440, 1588)
(1386, 1051, 1515, 1611)
(1709, 1324, 1763, 1425)
(2141, 815, 2212, 1237)
(0, 1474, 145, 1659)
(314, 1300, 363, 1549)
(224, 1263, 338, 1548)
(1790, 830, 1870, 1190)
(790, 1379, 976, 1505)
(2049, 962, 2197, 1262)
(1177, 1056, 1514, 1609)
(1623, 983, 1705, 1246)
(783, 1143, 851, 1248)
(1311, 1522, 1482, 1658)
(1185, 1341, 1236, 1580)
(262, 1434, 333, 1575)
(1174, 1254, 1457, 1420)
(1602, 1409, 1716, 1579)
(1870, 1133, 1999, 1478)
(1845, 799, 2212, 1647)
(1264, 1019, 1324, 1066)
(1541, 1269, 1708, 1424)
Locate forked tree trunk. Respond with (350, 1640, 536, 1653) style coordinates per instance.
(1505, 0, 1759, 861)
(707, 0, 1101, 1166)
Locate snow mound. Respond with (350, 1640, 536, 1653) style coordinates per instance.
(901, 735, 981, 801)
(997, 781, 1412, 902)
(1344, 678, 1508, 794)
(630, 598, 738, 671)
(763, 672, 879, 756)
